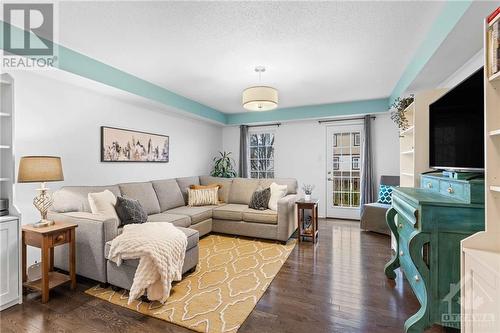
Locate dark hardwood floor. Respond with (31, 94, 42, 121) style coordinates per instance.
(1, 219, 457, 333)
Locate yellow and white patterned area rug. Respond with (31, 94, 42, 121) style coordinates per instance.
(86, 234, 296, 333)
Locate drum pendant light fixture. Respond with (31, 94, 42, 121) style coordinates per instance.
(242, 66, 279, 112)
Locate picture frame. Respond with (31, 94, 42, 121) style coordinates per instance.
(101, 126, 169, 162)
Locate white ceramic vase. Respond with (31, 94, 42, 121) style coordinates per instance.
(304, 194, 311, 201)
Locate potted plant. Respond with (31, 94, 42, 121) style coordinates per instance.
(302, 184, 315, 201)
(390, 95, 414, 131)
(211, 151, 237, 178)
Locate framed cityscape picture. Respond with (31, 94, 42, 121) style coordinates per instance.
(101, 126, 169, 162)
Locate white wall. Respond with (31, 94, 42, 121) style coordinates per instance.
(438, 49, 483, 89)
(222, 112, 400, 217)
(11, 70, 223, 264)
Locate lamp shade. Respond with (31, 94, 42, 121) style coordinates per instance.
(18, 156, 64, 183)
(242, 86, 278, 111)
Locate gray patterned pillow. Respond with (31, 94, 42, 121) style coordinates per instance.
(249, 187, 271, 210)
(115, 196, 148, 226)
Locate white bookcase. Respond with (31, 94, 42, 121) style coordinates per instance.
(0, 73, 22, 311)
(399, 89, 447, 187)
(460, 16, 500, 333)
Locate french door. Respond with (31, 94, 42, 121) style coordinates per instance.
(326, 123, 364, 219)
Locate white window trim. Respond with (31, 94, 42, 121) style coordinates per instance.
(247, 127, 276, 179)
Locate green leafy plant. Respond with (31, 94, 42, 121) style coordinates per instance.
(211, 151, 237, 178)
(390, 95, 414, 130)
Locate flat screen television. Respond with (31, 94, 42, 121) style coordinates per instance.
(429, 68, 484, 171)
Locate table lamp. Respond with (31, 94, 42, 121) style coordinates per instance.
(17, 156, 64, 228)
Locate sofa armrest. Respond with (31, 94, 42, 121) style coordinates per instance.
(276, 194, 298, 242)
(47, 211, 119, 283)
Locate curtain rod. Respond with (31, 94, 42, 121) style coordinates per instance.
(318, 116, 376, 124)
(246, 123, 281, 128)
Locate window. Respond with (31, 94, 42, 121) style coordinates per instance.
(354, 133, 361, 146)
(352, 156, 360, 170)
(249, 131, 275, 179)
(333, 156, 340, 170)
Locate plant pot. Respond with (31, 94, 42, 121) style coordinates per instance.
(304, 194, 311, 201)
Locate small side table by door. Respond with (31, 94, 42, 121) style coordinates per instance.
(22, 221, 77, 303)
(296, 199, 319, 243)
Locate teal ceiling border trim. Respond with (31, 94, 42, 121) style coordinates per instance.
(0, 21, 227, 124)
(389, 0, 472, 105)
(226, 98, 389, 125)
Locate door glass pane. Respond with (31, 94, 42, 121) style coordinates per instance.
(330, 131, 362, 208)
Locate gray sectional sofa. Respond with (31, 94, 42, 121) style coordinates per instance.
(48, 176, 298, 286)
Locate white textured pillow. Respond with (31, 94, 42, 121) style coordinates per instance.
(268, 183, 288, 211)
(88, 190, 119, 221)
(188, 187, 219, 206)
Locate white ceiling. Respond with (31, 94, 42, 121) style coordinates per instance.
(58, 1, 446, 113)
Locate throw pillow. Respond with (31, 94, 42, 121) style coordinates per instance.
(377, 185, 393, 205)
(189, 183, 225, 203)
(249, 187, 271, 210)
(188, 187, 219, 206)
(189, 183, 222, 190)
(115, 196, 148, 226)
(268, 183, 288, 211)
(88, 190, 119, 221)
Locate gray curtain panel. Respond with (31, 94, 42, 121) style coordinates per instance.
(239, 125, 249, 178)
(361, 115, 375, 212)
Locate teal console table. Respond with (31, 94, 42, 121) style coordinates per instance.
(384, 172, 484, 332)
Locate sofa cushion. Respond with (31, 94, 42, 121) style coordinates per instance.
(188, 188, 219, 206)
(243, 208, 278, 224)
(248, 187, 271, 210)
(228, 178, 260, 205)
(377, 185, 393, 205)
(268, 183, 288, 211)
(105, 227, 199, 267)
(52, 185, 121, 213)
(152, 179, 185, 211)
(176, 176, 200, 204)
(259, 178, 298, 195)
(167, 206, 214, 224)
(199, 176, 233, 203)
(115, 196, 147, 226)
(88, 190, 119, 221)
(213, 204, 248, 221)
(147, 212, 191, 228)
(118, 182, 161, 215)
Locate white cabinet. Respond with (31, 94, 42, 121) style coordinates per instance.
(461, 236, 500, 333)
(0, 73, 21, 311)
(0, 217, 21, 310)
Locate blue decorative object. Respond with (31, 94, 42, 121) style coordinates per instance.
(377, 185, 393, 204)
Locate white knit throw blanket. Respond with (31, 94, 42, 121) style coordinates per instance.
(107, 222, 188, 304)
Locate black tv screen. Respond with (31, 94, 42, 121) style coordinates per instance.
(429, 68, 484, 171)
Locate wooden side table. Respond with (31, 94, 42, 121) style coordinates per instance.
(22, 221, 77, 303)
(296, 199, 319, 243)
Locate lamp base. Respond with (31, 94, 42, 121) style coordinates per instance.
(32, 220, 55, 228)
